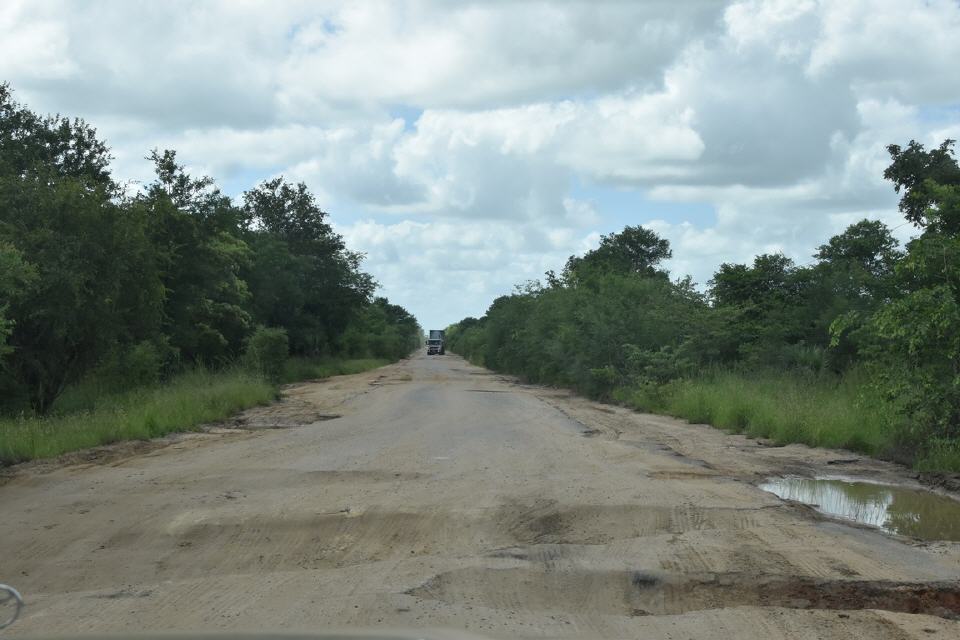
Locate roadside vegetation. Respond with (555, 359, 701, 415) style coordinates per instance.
(0, 84, 420, 465)
(0, 369, 272, 465)
(448, 139, 960, 472)
(0, 357, 389, 466)
(613, 369, 893, 456)
(280, 357, 390, 384)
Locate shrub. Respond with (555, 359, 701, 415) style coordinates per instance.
(98, 341, 168, 391)
(244, 327, 289, 381)
(585, 365, 619, 399)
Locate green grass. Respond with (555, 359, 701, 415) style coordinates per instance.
(916, 439, 960, 472)
(0, 368, 276, 466)
(613, 368, 901, 461)
(613, 368, 960, 471)
(281, 356, 390, 383)
(1, 357, 395, 467)
(0, 370, 276, 464)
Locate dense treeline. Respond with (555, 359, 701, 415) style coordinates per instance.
(448, 139, 960, 470)
(0, 84, 420, 415)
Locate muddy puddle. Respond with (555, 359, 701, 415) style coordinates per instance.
(760, 476, 960, 541)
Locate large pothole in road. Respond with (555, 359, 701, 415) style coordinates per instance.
(406, 567, 960, 619)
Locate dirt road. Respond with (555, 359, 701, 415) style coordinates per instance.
(4, 354, 960, 638)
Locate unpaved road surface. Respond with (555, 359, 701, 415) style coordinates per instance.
(4, 354, 960, 638)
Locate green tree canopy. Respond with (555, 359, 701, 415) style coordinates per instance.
(0, 85, 419, 413)
(884, 139, 960, 232)
(0, 82, 113, 189)
(564, 225, 671, 281)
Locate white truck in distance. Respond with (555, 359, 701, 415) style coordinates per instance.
(426, 329, 445, 355)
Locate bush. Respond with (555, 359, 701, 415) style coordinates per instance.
(98, 341, 169, 390)
(585, 365, 619, 399)
(244, 327, 289, 381)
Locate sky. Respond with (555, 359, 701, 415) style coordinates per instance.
(2, 0, 959, 330)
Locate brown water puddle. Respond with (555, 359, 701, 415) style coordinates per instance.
(760, 476, 960, 541)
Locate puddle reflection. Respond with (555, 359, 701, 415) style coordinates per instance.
(759, 476, 960, 541)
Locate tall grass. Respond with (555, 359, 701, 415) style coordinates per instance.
(916, 440, 960, 473)
(0, 357, 395, 467)
(0, 369, 276, 466)
(613, 368, 899, 459)
(281, 357, 390, 383)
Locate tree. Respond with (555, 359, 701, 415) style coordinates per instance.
(0, 82, 113, 189)
(816, 219, 901, 285)
(812, 219, 902, 315)
(811, 220, 902, 370)
(710, 253, 800, 308)
(564, 226, 672, 281)
(242, 178, 335, 247)
(884, 139, 960, 232)
(0, 85, 421, 417)
(0, 87, 164, 412)
(866, 285, 960, 440)
(0, 178, 164, 412)
(0, 242, 36, 358)
(241, 178, 375, 355)
(708, 254, 831, 367)
(850, 141, 960, 442)
(139, 150, 253, 364)
(338, 297, 421, 360)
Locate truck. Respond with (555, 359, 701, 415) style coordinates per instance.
(426, 329, 445, 356)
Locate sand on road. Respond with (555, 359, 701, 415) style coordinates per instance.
(3, 354, 960, 638)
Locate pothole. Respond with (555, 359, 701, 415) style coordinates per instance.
(88, 588, 153, 600)
(760, 476, 960, 541)
(232, 404, 341, 429)
(240, 415, 341, 429)
(301, 470, 426, 482)
(496, 500, 765, 544)
(407, 567, 960, 619)
(648, 470, 721, 480)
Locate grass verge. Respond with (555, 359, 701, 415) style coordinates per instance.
(916, 439, 960, 473)
(0, 368, 275, 466)
(614, 371, 920, 470)
(281, 356, 390, 383)
(1, 357, 394, 467)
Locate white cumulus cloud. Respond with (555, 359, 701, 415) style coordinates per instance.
(2, 0, 958, 327)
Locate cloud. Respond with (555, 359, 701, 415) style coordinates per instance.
(2, 0, 958, 328)
(277, 1, 726, 114)
(0, 2, 75, 80)
(2, 1, 299, 130)
(807, 0, 960, 105)
(339, 218, 600, 325)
